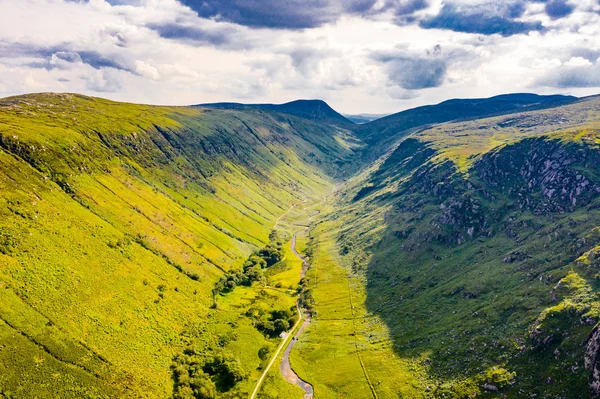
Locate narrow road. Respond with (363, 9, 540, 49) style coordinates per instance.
(249, 228, 314, 399)
(273, 204, 296, 229)
(249, 301, 303, 399)
(280, 229, 313, 399)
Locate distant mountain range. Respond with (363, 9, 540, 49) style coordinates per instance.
(199, 93, 578, 136)
(354, 93, 578, 143)
(197, 99, 354, 127)
(343, 113, 391, 124)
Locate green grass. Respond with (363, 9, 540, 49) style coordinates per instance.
(0, 93, 355, 398)
(265, 242, 304, 289)
(325, 95, 600, 397)
(4, 91, 600, 398)
(290, 202, 427, 399)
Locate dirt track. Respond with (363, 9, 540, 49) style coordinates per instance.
(249, 227, 313, 399)
(279, 229, 313, 398)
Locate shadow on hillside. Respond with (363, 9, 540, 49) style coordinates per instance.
(358, 145, 600, 393)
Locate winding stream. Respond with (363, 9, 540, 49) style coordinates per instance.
(279, 229, 314, 398)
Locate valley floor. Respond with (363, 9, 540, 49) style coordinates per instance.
(270, 195, 430, 398)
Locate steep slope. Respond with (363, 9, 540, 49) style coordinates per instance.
(4, 91, 598, 399)
(198, 99, 354, 128)
(0, 93, 356, 398)
(298, 95, 600, 397)
(354, 93, 578, 162)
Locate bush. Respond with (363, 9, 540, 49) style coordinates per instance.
(171, 348, 246, 398)
(244, 255, 267, 270)
(212, 238, 284, 301)
(243, 265, 263, 283)
(172, 363, 216, 399)
(255, 307, 296, 337)
(258, 345, 271, 361)
(0, 228, 16, 255)
(274, 319, 290, 333)
(258, 243, 284, 267)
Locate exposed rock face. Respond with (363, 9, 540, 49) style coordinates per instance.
(369, 137, 600, 250)
(475, 138, 600, 214)
(438, 195, 484, 235)
(585, 323, 600, 397)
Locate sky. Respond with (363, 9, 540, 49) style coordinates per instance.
(0, 0, 599, 114)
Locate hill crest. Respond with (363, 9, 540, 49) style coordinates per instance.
(197, 99, 354, 126)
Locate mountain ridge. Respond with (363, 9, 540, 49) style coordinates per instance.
(353, 93, 579, 161)
(2, 91, 600, 398)
(197, 99, 354, 127)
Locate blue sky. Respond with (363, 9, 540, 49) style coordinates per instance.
(0, 0, 599, 113)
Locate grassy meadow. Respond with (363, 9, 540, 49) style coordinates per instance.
(0, 93, 353, 398)
(324, 96, 600, 397)
(3, 91, 600, 398)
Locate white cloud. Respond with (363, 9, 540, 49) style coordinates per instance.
(0, 0, 598, 114)
(565, 56, 593, 67)
(135, 60, 160, 80)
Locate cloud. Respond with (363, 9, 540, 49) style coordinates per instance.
(385, 57, 447, 89)
(177, 0, 432, 29)
(84, 69, 125, 92)
(134, 60, 160, 80)
(570, 48, 600, 62)
(0, 42, 133, 73)
(374, 45, 451, 90)
(0, 0, 600, 114)
(419, 2, 544, 36)
(536, 57, 600, 88)
(564, 56, 592, 67)
(177, 0, 373, 29)
(148, 23, 236, 47)
(67, 0, 145, 5)
(544, 0, 576, 20)
(377, 0, 430, 17)
(249, 44, 376, 93)
(78, 51, 130, 70)
(52, 51, 82, 64)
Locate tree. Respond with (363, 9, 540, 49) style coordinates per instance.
(274, 319, 290, 334)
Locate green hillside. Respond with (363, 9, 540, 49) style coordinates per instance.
(0, 93, 356, 398)
(353, 93, 578, 163)
(3, 91, 600, 399)
(299, 95, 600, 397)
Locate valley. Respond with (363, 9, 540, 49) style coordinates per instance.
(2, 92, 600, 398)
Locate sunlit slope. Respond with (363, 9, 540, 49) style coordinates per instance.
(327, 96, 600, 397)
(0, 93, 355, 398)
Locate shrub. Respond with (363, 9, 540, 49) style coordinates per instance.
(171, 348, 245, 398)
(258, 243, 284, 267)
(258, 345, 271, 361)
(0, 228, 16, 255)
(212, 238, 284, 301)
(255, 307, 296, 337)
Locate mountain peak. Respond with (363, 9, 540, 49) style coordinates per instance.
(196, 99, 353, 126)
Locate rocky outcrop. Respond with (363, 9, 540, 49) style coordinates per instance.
(376, 136, 600, 249)
(585, 323, 600, 397)
(475, 138, 600, 214)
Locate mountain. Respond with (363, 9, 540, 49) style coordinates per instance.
(354, 93, 578, 161)
(197, 99, 354, 127)
(310, 95, 600, 398)
(0, 93, 356, 398)
(3, 91, 600, 399)
(343, 113, 390, 124)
